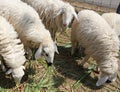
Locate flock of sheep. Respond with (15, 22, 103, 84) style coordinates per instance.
(0, 0, 120, 87)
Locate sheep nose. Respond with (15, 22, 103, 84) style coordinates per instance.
(63, 23, 67, 26)
(47, 62, 53, 66)
(106, 79, 112, 83)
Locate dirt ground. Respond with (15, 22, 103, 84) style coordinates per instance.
(64, 0, 115, 13)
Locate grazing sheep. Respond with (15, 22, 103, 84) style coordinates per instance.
(21, 0, 78, 41)
(102, 13, 120, 39)
(71, 10, 119, 86)
(0, 16, 26, 83)
(0, 0, 58, 65)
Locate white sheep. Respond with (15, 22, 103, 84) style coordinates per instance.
(71, 10, 119, 86)
(21, 0, 78, 41)
(0, 0, 58, 65)
(102, 13, 120, 38)
(0, 16, 26, 83)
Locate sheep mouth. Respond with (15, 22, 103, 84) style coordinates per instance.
(45, 60, 53, 66)
(106, 79, 112, 83)
(47, 62, 53, 66)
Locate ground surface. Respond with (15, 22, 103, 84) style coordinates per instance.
(0, 30, 120, 92)
(0, 1, 120, 92)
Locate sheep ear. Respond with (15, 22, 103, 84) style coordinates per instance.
(54, 42, 59, 54)
(35, 45, 43, 60)
(6, 69, 13, 75)
(21, 66, 25, 70)
(109, 73, 117, 82)
(73, 12, 78, 21)
(96, 76, 109, 86)
(56, 8, 65, 16)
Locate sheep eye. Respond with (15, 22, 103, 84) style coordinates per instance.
(45, 53, 48, 57)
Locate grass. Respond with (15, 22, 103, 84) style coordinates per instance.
(72, 64, 96, 90)
(0, 29, 120, 92)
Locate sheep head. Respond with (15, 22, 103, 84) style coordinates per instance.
(96, 72, 117, 86)
(35, 41, 59, 66)
(96, 58, 118, 86)
(6, 66, 25, 83)
(58, 4, 78, 28)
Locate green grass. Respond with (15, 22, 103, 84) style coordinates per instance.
(72, 64, 96, 90)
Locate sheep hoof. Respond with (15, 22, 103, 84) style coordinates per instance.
(25, 52, 32, 60)
(80, 59, 86, 66)
(93, 70, 100, 74)
(93, 67, 100, 74)
(16, 83, 20, 87)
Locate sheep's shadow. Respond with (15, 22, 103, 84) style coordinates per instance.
(0, 60, 37, 89)
(53, 45, 103, 90)
(21, 62, 36, 84)
(0, 70, 16, 89)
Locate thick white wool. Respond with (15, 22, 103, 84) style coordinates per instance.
(102, 13, 120, 38)
(0, 0, 56, 64)
(71, 10, 119, 85)
(21, 0, 77, 41)
(0, 16, 26, 82)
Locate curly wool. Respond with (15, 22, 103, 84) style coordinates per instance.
(0, 16, 26, 83)
(21, 0, 77, 41)
(71, 10, 119, 76)
(0, 0, 53, 50)
(102, 13, 120, 39)
(0, 0, 57, 64)
(0, 16, 26, 69)
(0, 0, 50, 46)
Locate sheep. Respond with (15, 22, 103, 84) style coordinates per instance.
(0, 16, 26, 83)
(102, 13, 120, 48)
(71, 10, 119, 86)
(21, 0, 78, 41)
(0, 0, 58, 65)
(102, 13, 120, 39)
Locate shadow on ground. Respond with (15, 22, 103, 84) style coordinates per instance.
(53, 45, 102, 90)
(0, 61, 37, 89)
(0, 70, 16, 89)
(0, 45, 110, 91)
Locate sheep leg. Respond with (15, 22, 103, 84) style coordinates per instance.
(0, 56, 1, 65)
(25, 47, 32, 60)
(51, 30, 56, 41)
(78, 46, 86, 57)
(71, 41, 78, 55)
(93, 66, 100, 74)
(53, 34, 57, 42)
(1, 62, 6, 72)
(0, 56, 6, 72)
(28, 49, 32, 59)
(80, 55, 89, 66)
